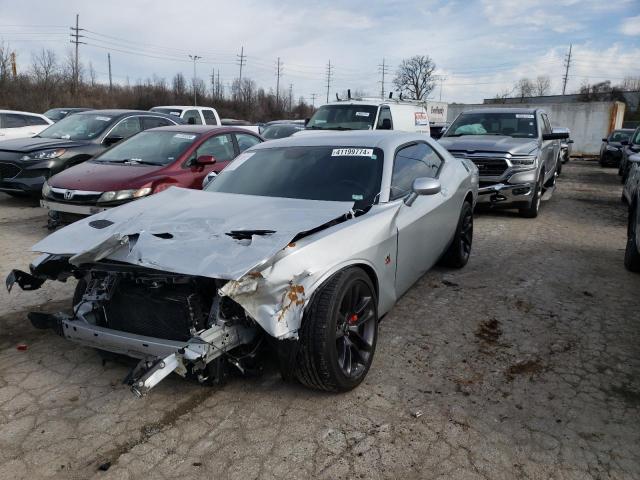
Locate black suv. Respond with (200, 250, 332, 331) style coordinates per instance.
(619, 126, 640, 183)
(0, 110, 183, 196)
(600, 128, 634, 168)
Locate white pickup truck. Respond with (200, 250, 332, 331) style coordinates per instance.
(150, 106, 221, 126)
(304, 97, 430, 135)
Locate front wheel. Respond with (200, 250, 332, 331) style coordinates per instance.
(440, 201, 473, 268)
(519, 171, 543, 218)
(295, 267, 378, 392)
(624, 202, 640, 272)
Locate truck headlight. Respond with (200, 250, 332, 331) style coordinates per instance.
(510, 155, 536, 168)
(21, 148, 66, 161)
(98, 187, 152, 203)
(42, 181, 51, 198)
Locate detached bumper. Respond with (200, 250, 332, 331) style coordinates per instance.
(40, 199, 109, 216)
(477, 182, 533, 207)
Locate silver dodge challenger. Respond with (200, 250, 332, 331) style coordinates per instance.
(7, 131, 478, 395)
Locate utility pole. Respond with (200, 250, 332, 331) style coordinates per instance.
(310, 93, 317, 107)
(210, 67, 215, 98)
(216, 71, 221, 99)
(377, 57, 389, 99)
(188, 54, 202, 106)
(107, 53, 113, 92)
(69, 14, 85, 95)
(436, 75, 447, 102)
(325, 60, 332, 103)
(237, 46, 246, 84)
(275, 57, 282, 105)
(562, 43, 572, 95)
(289, 83, 293, 111)
(10, 52, 16, 77)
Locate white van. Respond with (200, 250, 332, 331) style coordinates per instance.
(150, 106, 221, 126)
(304, 98, 430, 135)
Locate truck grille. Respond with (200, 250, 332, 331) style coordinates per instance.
(470, 158, 508, 176)
(0, 162, 21, 179)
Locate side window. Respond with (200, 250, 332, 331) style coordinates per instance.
(196, 134, 235, 161)
(540, 114, 552, 135)
(25, 115, 49, 126)
(235, 133, 261, 152)
(183, 110, 203, 125)
(390, 143, 443, 200)
(2, 114, 27, 128)
(632, 129, 640, 146)
(109, 117, 142, 139)
(142, 116, 174, 129)
(202, 110, 218, 125)
(376, 106, 393, 130)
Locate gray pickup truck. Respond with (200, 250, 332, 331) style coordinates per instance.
(439, 108, 567, 218)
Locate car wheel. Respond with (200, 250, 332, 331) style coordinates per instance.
(295, 267, 378, 392)
(556, 157, 562, 176)
(440, 201, 473, 268)
(624, 202, 640, 272)
(519, 171, 543, 218)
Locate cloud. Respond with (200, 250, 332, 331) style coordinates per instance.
(621, 15, 640, 36)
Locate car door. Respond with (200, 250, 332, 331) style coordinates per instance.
(233, 132, 262, 153)
(392, 142, 453, 295)
(539, 113, 555, 181)
(0, 113, 30, 139)
(141, 116, 176, 130)
(184, 133, 236, 188)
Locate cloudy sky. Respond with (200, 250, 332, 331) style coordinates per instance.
(1, 0, 639, 104)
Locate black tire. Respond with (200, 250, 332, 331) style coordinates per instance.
(440, 201, 473, 268)
(556, 157, 562, 176)
(624, 202, 640, 272)
(519, 171, 543, 218)
(295, 267, 378, 392)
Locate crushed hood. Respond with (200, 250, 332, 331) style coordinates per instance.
(32, 187, 353, 280)
(438, 135, 538, 155)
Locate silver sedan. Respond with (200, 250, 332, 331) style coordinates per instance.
(8, 131, 478, 394)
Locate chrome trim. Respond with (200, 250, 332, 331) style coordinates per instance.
(40, 200, 109, 215)
(50, 187, 102, 195)
(478, 182, 531, 195)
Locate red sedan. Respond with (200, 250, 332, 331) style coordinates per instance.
(41, 125, 263, 228)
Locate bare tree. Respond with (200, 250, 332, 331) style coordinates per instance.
(30, 49, 59, 106)
(172, 72, 186, 99)
(534, 75, 551, 96)
(515, 78, 535, 101)
(392, 55, 436, 100)
(620, 76, 640, 91)
(88, 61, 97, 87)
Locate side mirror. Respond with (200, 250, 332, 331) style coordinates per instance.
(380, 118, 392, 130)
(196, 155, 216, 165)
(602, 138, 609, 142)
(404, 177, 441, 206)
(542, 132, 569, 141)
(103, 135, 124, 146)
(567, 139, 574, 144)
(202, 171, 217, 189)
(621, 140, 629, 146)
(304, 118, 310, 126)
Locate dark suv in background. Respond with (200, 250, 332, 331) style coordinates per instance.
(600, 129, 634, 167)
(0, 110, 183, 196)
(619, 126, 640, 183)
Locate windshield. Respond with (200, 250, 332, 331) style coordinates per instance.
(306, 105, 378, 131)
(206, 146, 383, 208)
(262, 124, 303, 139)
(445, 112, 537, 138)
(38, 113, 114, 140)
(43, 109, 69, 121)
(151, 108, 183, 117)
(94, 130, 198, 165)
(609, 130, 632, 142)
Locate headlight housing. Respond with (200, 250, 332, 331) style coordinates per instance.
(21, 148, 66, 161)
(97, 187, 152, 203)
(510, 155, 537, 168)
(606, 145, 619, 151)
(41, 181, 51, 198)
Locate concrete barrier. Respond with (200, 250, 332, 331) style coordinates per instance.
(446, 101, 626, 156)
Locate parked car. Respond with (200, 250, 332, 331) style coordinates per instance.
(430, 123, 450, 139)
(43, 107, 93, 122)
(220, 118, 261, 134)
(7, 131, 478, 396)
(41, 126, 263, 228)
(305, 97, 431, 135)
(0, 110, 53, 141)
(150, 106, 221, 126)
(623, 153, 640, 271)
(0, 110, 183, 196)
(618, 126, 640, 183)
(262, 122, 305, 140)
(552, 127, 573, 172)
(439, 108, 567, 218)
(600, 128, 633, 168)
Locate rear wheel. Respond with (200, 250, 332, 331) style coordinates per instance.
(295, 267, 378, 392)
(519, 171, 543, 218)
(624, 202, 640, 272)
(440, 201, 473, 268)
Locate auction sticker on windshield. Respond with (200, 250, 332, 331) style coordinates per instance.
(516, 114, 534, 119)
(355, 112, 370, 117)
(331, 148, 374, 157)
(174, 134, 196, 140)
(95, 116, 111, 122)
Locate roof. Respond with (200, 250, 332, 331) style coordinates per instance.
(152, 105, 216, 110)
(74, 109, 159, 116)
(146, 125, 242, 134)
(0, 109, 49, 117)
(321, 98, 426, 107)
(459, 107, 541, 114)
(252, 130, 423, 150)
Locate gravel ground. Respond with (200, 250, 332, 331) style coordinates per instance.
(0, 159, 638, 480)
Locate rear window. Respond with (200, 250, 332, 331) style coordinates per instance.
(151, 108, 183, 117)
(307, 105, 378, 131)
(202, 110, 218, 125)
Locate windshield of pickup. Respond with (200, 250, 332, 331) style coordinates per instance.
(37, 113, 114, 140)
(206, 145, 383, 208)
(94, 130, 199, 165)
(306, 105, 378, 130)
(444, 112, 537, 138)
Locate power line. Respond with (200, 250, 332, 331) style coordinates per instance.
(377, 57, 390, 99)
(310, 93, 317, 107)
(188, 54, 202, 106)
(325, 60, 332, 103)
(69, 13, 85, 96)
(237, 46, 246, 83)
(562, 43, 572, 95)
